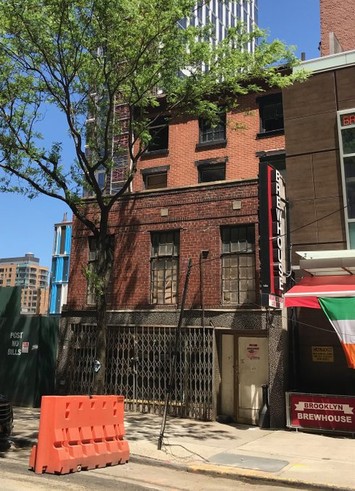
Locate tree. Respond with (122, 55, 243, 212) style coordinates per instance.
(0, 0, 306, 393)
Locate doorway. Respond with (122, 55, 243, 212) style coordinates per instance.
(220, 334, 268, 424)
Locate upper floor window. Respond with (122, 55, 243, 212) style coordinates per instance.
(199, 112, 226, 145)
(145, 172, 167, 189)
(110, 154, 129, 194)
(338, 109, 355, 248)
(258, 93, 284, 135)
(198, 160, 226, 183)
(62, 257, 70, 282)
(54, 284, 62, 314)
(96, 167, 106, 190)
(147, 116, 169, 153)
(82, 166, 106, 197)
(59, 226, 67, 254)
(221, 225, 256, 306)
(150, 231, 179, 305)
(141, 165, 169, 190)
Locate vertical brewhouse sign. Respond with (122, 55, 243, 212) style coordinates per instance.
(259, 164, 286, 308)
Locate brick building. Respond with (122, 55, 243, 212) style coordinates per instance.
(320, 0, 355, 56)
(57, 1, 355, 432)
(134, 92, 285, 192)
(58, 86, 288, 427)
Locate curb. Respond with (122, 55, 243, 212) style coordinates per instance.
(130, 454, 355, 491)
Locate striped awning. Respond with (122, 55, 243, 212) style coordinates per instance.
(284, 276, 355, 309)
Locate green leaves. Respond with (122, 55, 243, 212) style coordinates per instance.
(0, 0, 305, 227)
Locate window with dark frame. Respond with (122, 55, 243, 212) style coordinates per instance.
(258, 93, 284, 134)
(55, 284, 62, 313)
(199, 112, 226, 144)
(51, 258, 57, 279)
(198, 162, 226, 183)
(221, 225, 256, 305)
(338, 110, 355, 247)
(144, 171, 168, 189)
(63, 257, 70, 282)
(141, 165, 169, 190)
(96, 168, 106, 190)
(59, 226, 67, 254)
(147, 115, 169, 152)
(150, 231, 179, 305)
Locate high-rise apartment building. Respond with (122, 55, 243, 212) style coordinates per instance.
(182, 1, 258, 50)
(49, 214, 72, 315)
(0, 253, 49, 314)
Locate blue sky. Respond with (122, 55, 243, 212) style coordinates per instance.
(259, 0, 321, 60)
(0, 0, 320, 269)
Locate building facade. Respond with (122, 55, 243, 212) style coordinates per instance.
(56, 0, 355, 433)
(282, 51, 355, 432)
(183, 1, 258, 51)
(49, 214, 72, 315)
(89, 0, 261, 197)
(0, 253, 49, 314)
(58, 85, 288, 427)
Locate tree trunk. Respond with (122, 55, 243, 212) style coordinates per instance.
(94, 292, 107, 395)
(92, 231, 113, 395)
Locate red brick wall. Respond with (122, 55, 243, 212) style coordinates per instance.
(134, 91, 285, 191)
(320, 0, 355, 56)
(67, 181, 259, 311)
(67, 89, 284, 312)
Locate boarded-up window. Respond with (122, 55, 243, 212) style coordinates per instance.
(151, 231, 179, 304)
(221, 225, 255, 305)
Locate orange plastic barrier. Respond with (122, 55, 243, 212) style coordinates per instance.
(29, 395, 130, 474)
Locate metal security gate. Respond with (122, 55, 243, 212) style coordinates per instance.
(67, 324, 214, 420)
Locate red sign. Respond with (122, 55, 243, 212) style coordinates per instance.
(287, 392, 355, 433)
(341, 112, 355, 127)
(258, 164, 286, 307)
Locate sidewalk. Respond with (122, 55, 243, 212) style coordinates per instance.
(5, 406, 355, 491)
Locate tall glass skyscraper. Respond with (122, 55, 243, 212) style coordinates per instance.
(180, 0, 258, 52)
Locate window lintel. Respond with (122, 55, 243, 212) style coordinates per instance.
(141, 165, 170, 176)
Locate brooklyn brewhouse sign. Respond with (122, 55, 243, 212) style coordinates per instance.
(259, 164, 287, 308)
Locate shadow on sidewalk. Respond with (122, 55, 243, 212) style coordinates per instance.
(125, 413, 258, 443)
(0, 407, 39, 458)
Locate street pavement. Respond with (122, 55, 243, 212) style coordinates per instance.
(3, 406, 355, 490)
